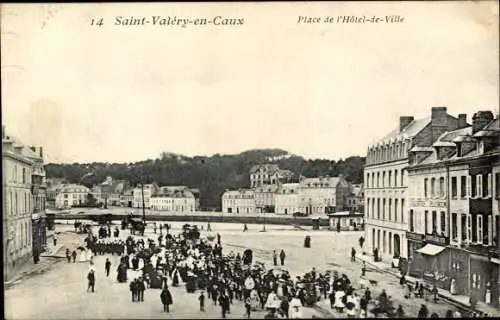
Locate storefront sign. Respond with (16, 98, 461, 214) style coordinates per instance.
(410, 200, 446, 208)
(425, 234, 449, 246)
(406, 232, 424, 242)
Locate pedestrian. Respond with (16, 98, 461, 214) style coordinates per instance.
(137, 277, 146, 302)
(66, 249, 71, 263)
(445, 310, 453, 318)
(273, 250, 278, 266)
(361, 261, 367, 276)
(400, 274, 406, 286)
(207, 222, 212, 232)
(280, 249, 286, 266)
(199, 291, 205, 312)
(72, 250, 77, 263)
(359, 236, 365, 248)
(336, 221, 341, 233)
(432, 284, 439, 303)
(154, 223, 157, 234)
(351, 247, 356, 262)
(243, 223, 248, 232)
(430, 312, 439, 318)
(53, 234, 58, 246)
(217, 232, 221, 245)
(160, 286, 173, 312)
(105, 258, 111, 277)
(130, 279, 137, 302)
(245, 297, 252, 319)
(87, 270, 95, 293)
(418, 304, 429, 318)
(396, 305, 405, 317)
(280, 295, 290, 318)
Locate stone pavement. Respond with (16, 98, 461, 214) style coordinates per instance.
(355, 252, 499, 317)
(4, 231, 82, 288)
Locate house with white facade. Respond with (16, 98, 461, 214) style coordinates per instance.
(55, 184, 90, 209)
(222, 189, 255, 214)
(275, 183, 300, 215)
(298, 175, 350, 215)
(132, 183, 159, 209)
(150, 186, 196, 212)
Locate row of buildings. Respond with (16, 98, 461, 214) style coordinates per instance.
(48, 179, 200, 213)
(222, 164, 364, 215)
(364, 107, 499, 307)
(2, 126, 48, 281)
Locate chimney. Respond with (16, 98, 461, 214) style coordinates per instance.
(431, 107, 448, 143)
(399, 116, 414, 132)
(457, 114, 468, 129)
(472, 111, 494, 133)
(39, 147, 43, 158)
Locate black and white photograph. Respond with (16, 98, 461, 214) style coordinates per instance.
(2, 2, 499, 319)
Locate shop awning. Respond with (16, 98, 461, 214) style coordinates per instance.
(416, 244, 446, 256)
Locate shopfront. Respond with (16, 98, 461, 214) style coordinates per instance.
(470, 254, 499, 308)
(414, 234, 450, 289)
(406, 232, 425, 277)
(449, 247, 469, 296)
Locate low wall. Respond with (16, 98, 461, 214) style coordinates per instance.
(54, 213, 331, 227)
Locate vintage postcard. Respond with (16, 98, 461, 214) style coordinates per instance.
(2, 2, 499, 319)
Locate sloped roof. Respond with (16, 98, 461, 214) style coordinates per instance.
(4, 135, 42, 161)
(474, 118, 499, 137)
(249, 164, 279, 174)
(300, 176, 340, 188)
(373, 116, 431, 146)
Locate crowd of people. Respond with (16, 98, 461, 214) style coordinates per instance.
(75, 221, 483, 319)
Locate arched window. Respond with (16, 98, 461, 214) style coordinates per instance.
(431, 178, 436, 197)
(439, 177, 445, 197)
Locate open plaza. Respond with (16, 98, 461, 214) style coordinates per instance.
(5, 220, 469, 319)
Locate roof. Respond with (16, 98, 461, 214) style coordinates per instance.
(156, 186, 194, 198)
(372, 116, 431, 147)
(300, 176, 341, 188)
(3, 135, 43, 161)
(222, 189, 254, 197)
(249, 164, 280, 174)
(60, 184, 90, 193)
(473, 118, 499, 137)
(409, 146, 434, 152)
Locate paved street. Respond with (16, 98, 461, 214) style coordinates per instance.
(5, 222, 462, 319)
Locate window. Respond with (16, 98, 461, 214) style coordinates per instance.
(383, 231, 387, 252)
(382, 172, 386, 187)
(394, 170, 398, 186)
(401, 199, 405, 223)
(496, 173, 500, 198)
(452, 213, 458, 240)
(388, 171, 392, 187)
(460, 176, 467, 198)
(439, 177, 445, 197)
(477, 215, 483, 244)
(400, 170, 404, 186)
(389, 232, 392, 254)
(432, 211, 437, 234)
(366, 198, 370, 218)
(22, 168, 26, 184)
(424, 178, 428, 198)
(451, 177, 458, 199)
(461, 214, 467, 241)
(477, 175, 483, 198)
(424, 210, 429, 234)
(431, 178, 436, 198)
(377, 173, 380, 188)
(471, 175, 477, 198)
(487, 215, 492, 245)
(409, 210, 414, 232)
(388, 199, 392, 221)
(394, 199, 398, 222)
(468, 215, 473, 242)
(366, 174, 370, 188)
(440, 212, 447, 236)
(377, 198, 380, 219)
(382, 198, 386, 220)
(485, 173, 491, 197)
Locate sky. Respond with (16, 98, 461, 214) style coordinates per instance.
(1, 2, 498, 164)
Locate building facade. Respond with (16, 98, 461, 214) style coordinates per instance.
(2, 128, 43, 281)
(150, 186, 196, 212)
(275, 183, 300, 215)
(298, 175, 350, 214)
(249, 164, 293, 188)
(346, 183, 365, 213)
(406, 111, 499, 308)
(222, 189, 256, 214)
(132, 183, 159, 209)
(55, 184, 90, 209)
(365, 107, 464, 262)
